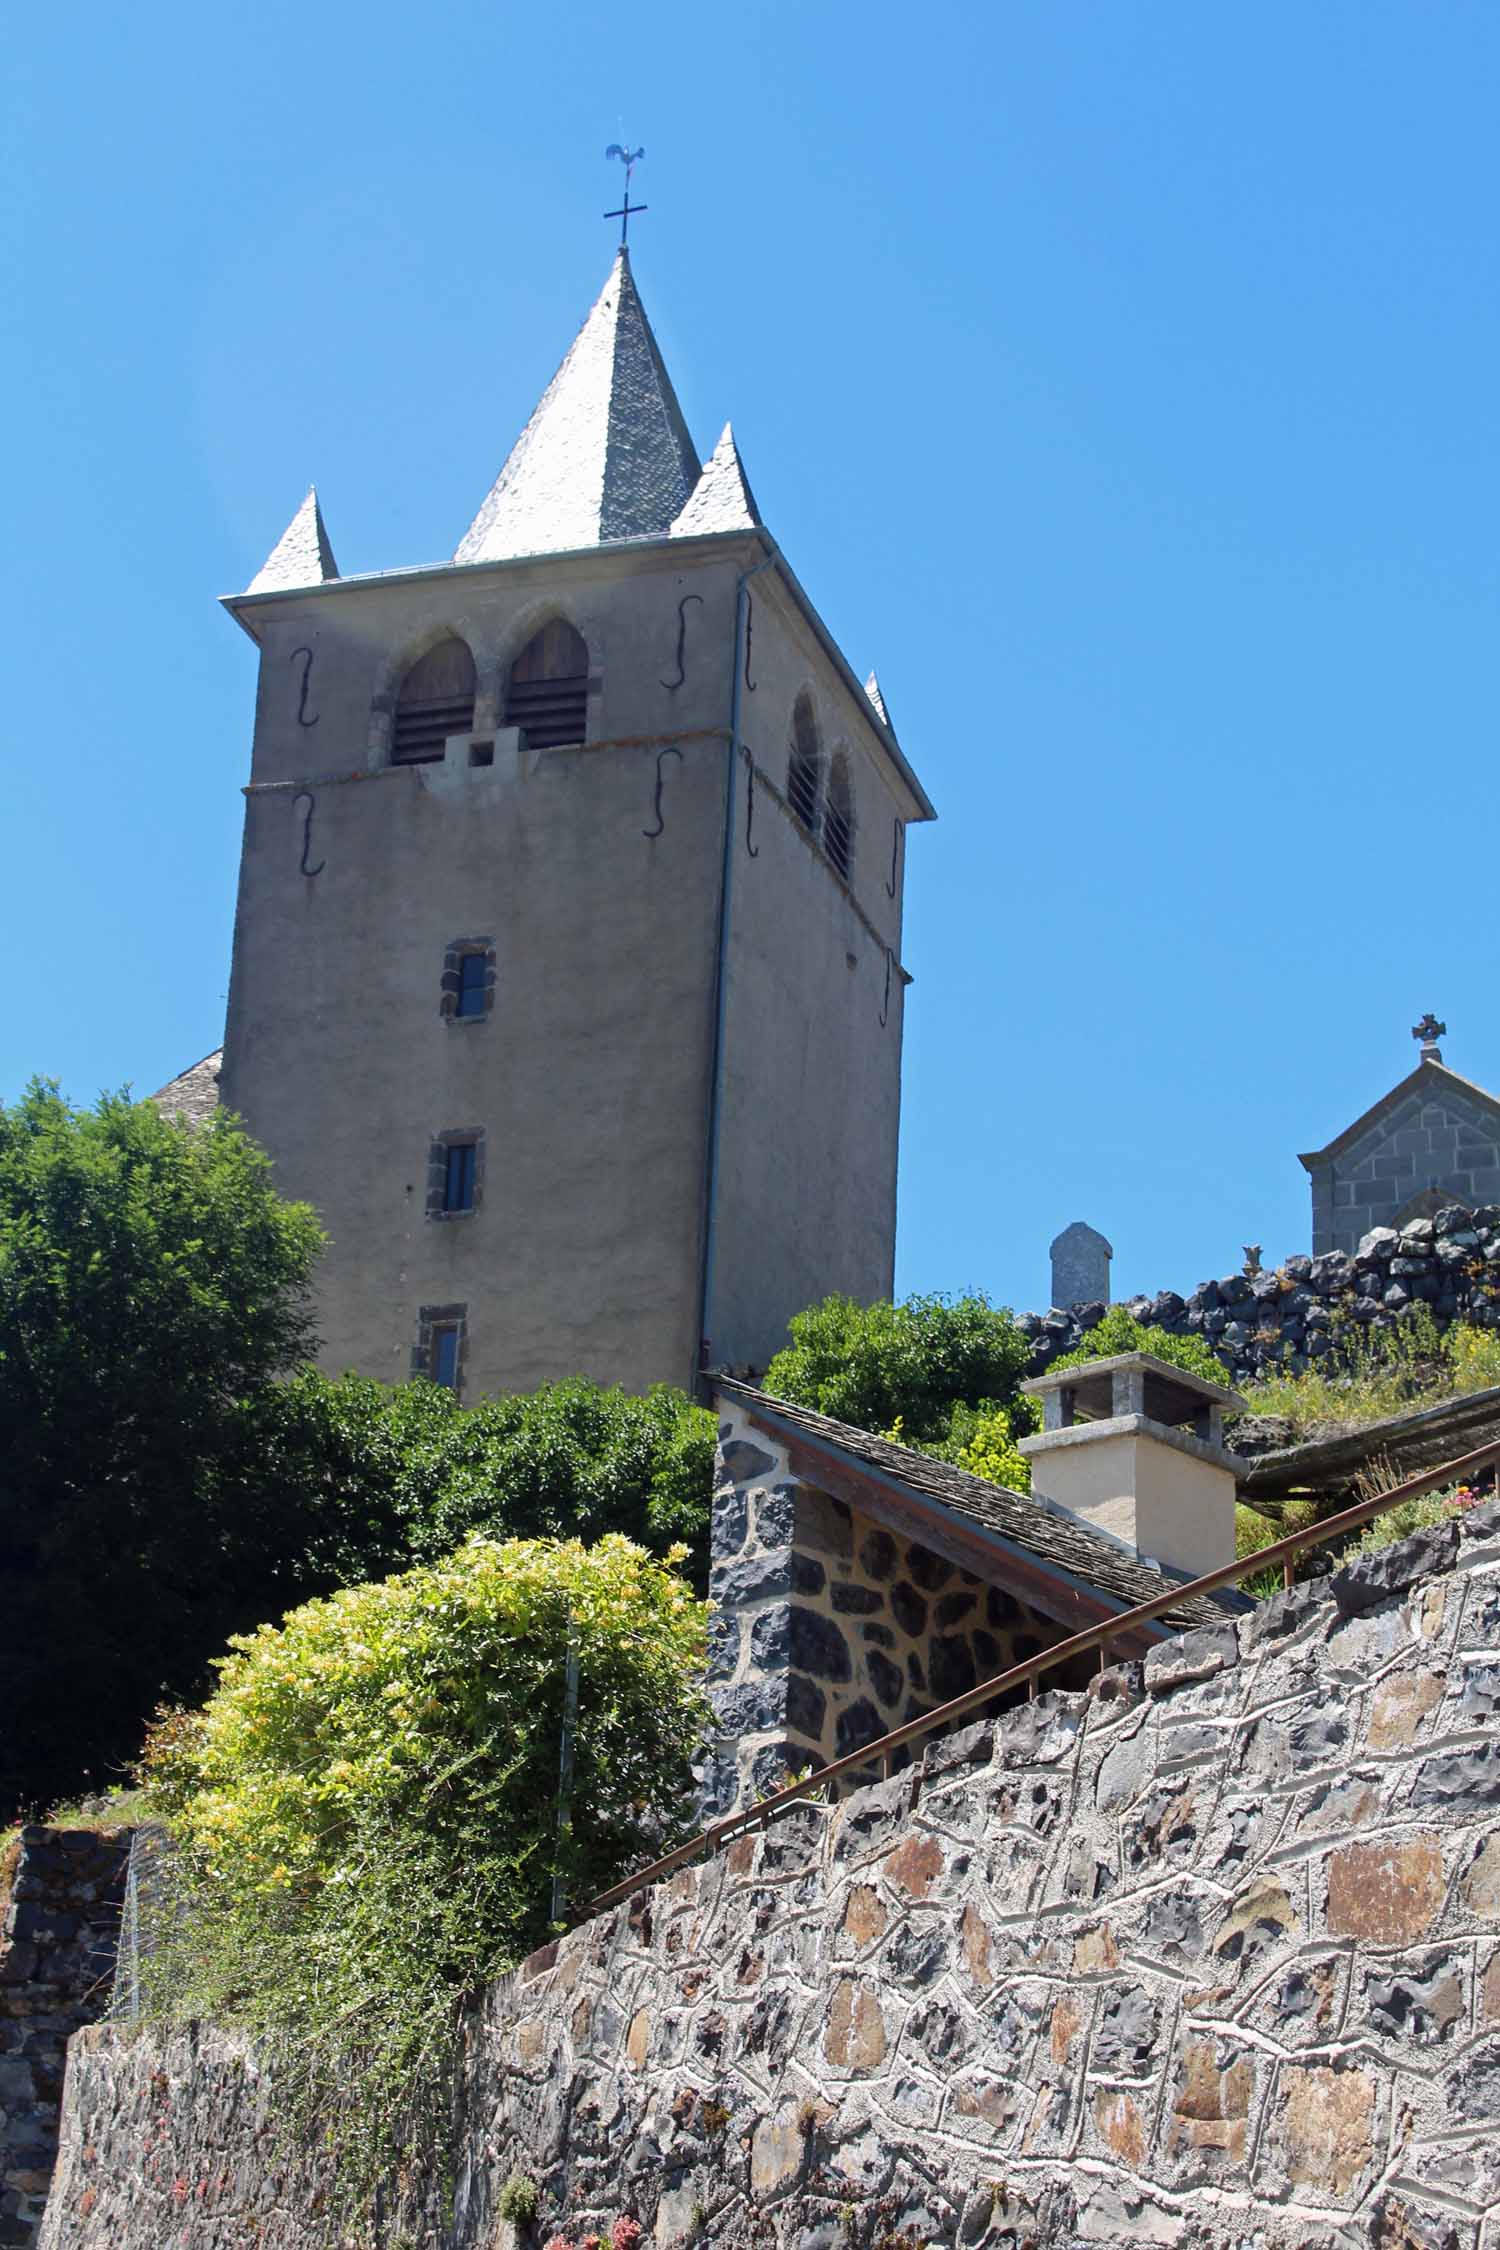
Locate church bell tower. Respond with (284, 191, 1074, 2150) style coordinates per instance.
(218, 249, 934, 1397)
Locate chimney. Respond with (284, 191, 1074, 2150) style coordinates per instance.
(1018, 1351, 1245, 1581)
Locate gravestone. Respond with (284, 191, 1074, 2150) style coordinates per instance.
(1049, 1221, 1112, 1310)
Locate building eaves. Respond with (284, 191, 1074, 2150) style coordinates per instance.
(716, 1378, 1241, 1632)
(220, 526, 937, 824)
(1298, 1056, 1500, 1170)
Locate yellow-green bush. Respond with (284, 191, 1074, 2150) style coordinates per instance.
(139, 1534, 708, 2217)
(954, 1410, 1033, 1492)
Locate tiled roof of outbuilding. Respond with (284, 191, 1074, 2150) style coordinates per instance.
(715, 1377, 1243, 1633)
(150, 1049, 223, 1129)
(455, 249, 701, 564)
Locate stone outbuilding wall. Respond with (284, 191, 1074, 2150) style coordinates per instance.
(40, 1502, 1500, 2249)
(1, 1830, 129, 2250)
(704, 1430, 1072, 1818)
(1024, 1198, 1500, 1390)
(1302, 1054, 1500, 1257)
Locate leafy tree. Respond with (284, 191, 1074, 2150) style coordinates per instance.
(139, 1534, 708, 2216)
(250, 1368, 716, 1588)
(764, 1291, 1033, 1448)
(0, 1082, 324, 1815)
(0, 1083, 716, 1819)
(1048, 1304, 1231, 1390)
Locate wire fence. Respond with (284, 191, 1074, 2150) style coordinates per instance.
(583, 1433, 1500, 1920)
(106, 1823, 171, 2023)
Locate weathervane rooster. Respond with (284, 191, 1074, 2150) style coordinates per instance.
(605, 145, 647, 245)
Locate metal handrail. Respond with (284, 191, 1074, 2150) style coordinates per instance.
(583, 1433, 1500, 1920)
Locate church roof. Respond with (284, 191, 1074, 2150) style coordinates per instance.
(455, 249, 701, 565)
(715, 1378, 1241, 1636)
(150, 1049, 223, 1129)
(247, 488, 338, 594)
(670, 423, 760, 537)
(1298, 1052, 1500, 1168)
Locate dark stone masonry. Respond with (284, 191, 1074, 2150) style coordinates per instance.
(1024, 1198, 1500, 1390)
(701, 1467, 1079, 1818)
(38, 1501, 1500, 2248)
(1, 1830, 130, 2250)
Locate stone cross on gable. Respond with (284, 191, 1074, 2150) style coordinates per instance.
(1412, 1012, 1447, 1063)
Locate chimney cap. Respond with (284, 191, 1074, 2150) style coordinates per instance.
(1023, 1348, 1245, 1420)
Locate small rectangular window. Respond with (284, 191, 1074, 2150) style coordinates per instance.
(431, 1325, 461, 1389)
(443, 1141, 477, 1213)
(456, 953, 487, 1018)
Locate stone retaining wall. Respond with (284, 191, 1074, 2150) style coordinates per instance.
(1024, 1198, 1500, 1390)
(1, 1831, 129, 2250)
(40, 1503, 1500, 2249)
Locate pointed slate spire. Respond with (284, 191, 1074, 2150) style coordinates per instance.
(246, 487, 339, 594)
(455, 249, 700, 565)
(864, 671, 893, 731)
(670, 422, 760, 537)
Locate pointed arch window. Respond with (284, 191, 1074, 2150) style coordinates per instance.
(392, 638, 477, 764)
(787, 693, 821, 833)
(505, 620, 589, 749)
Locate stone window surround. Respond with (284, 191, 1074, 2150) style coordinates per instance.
(412, 1301, 468, 1392)
(426, 1128, 486, 1220)
(440, 936, 497, 1026)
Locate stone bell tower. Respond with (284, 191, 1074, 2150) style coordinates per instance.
(217, 249, 935, 1399)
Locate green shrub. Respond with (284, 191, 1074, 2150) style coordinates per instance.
(1241, 1304, 1447, 1435)
(765, 1292, 1032, 1448)
(1049, 1305, 1229, 1390)
(498, 2175, 539, 2226)
(1350, 1485, 1468, 1557)
(139, 1534, 708, 2216)
(1445, 1321, 1500, 1395)
(1235, 1504, 1277, 1560)
(258, 1368, 717, 1591)
(1239, 1304, 1500, 1440)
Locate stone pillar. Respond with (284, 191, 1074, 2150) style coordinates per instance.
(1049, 1222, 1112, 1310)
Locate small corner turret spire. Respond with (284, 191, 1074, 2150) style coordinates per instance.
(604, 144, 647, 246)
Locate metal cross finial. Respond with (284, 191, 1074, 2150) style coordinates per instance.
(604, 143, 647, 244)
(1412, 1011, 1447, 1046)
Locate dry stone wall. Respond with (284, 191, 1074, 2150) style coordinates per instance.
(41, 1504, 1500, 2249)
(1, 1830, 129, 2250)
(1024, 1198, 1500, 1390)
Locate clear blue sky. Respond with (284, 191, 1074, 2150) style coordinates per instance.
(4, 1, 1497, 1316)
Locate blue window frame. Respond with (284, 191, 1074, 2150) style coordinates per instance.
(443, 1142, 477, 1213)
(456, 952, 487, 1018)
(431, 1325, 461, 1389)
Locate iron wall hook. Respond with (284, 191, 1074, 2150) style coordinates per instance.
(291, 645, 319, 728)
(660, 594, 703, 692)
(292, 790, 325, 877)
(643, 745, 683, 838)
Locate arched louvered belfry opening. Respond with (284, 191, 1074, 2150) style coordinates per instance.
(392, 638, 477, 764)
(787, 691, 821, 833)
(504, 619, 589, 749)
(823, 750, 853, 881)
